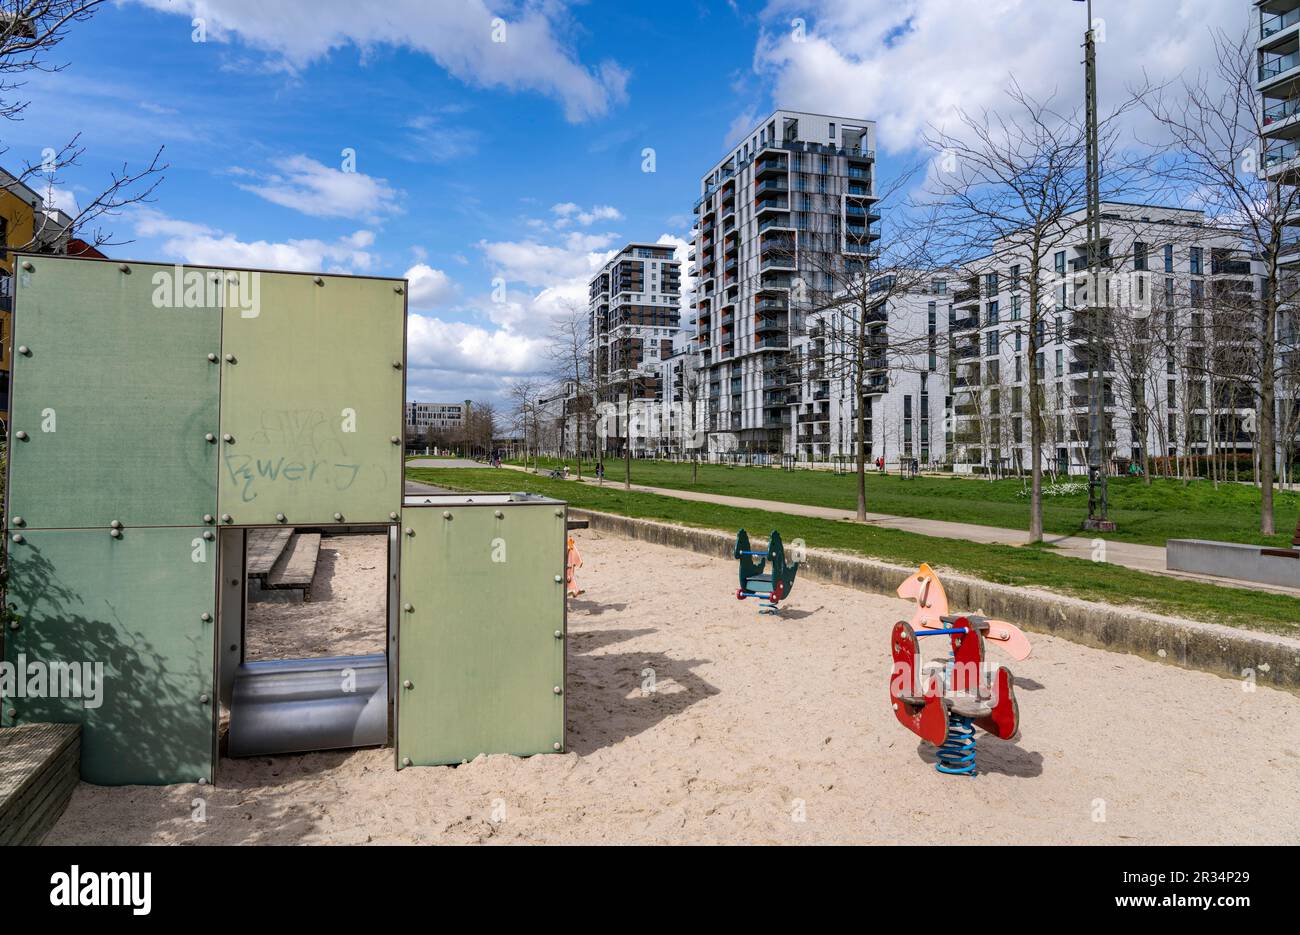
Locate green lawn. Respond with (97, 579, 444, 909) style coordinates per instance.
(506, 457, 1299, 549)
(407, 466, 1300, 638)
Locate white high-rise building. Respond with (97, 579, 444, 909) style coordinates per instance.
(691, 110, 878, 454)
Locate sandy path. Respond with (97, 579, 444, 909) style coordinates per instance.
(244, 534, 387, 660)
(46, 530, 1300, 844)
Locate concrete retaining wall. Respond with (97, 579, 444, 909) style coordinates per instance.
(1167, 538, 1300, 589)
(571, 509, 1300, 696)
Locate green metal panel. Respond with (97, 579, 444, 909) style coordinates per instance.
(7, 257, 221, 528)
(397, 499, 566, 766)
(1, 527, 218, 785)
(217, 271, 405, 526)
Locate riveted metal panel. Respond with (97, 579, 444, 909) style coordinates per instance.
(396, 499, 566, 766)
(217, 271, 405, 526)
(7, 256, 221, 528)
(1, 527, 218, 785)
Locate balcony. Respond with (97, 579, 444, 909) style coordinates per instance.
(1260, 49, 1300, 83)
(755, 178, 789, 195)
(756, 335, 790, 350)
(1263, 6, 1300, 41)
(757, 216, 793, 234)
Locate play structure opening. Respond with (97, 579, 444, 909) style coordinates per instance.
(1, 255, 568, 786)
(221, 526, 395, 759)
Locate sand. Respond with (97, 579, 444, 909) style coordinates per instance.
(45, 529, 1300, 845)
(244, 534, 387, 661)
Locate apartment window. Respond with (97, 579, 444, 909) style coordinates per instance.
(1055, 349, 1064, 375)
(1191, 279, 1204, 306)
(1164, 244, 1173, 273)
(932, 278, 947, 295)
(1014, 329, 1022, 352)
(1011, 294, 1022, 320)
(1190, 246, 1202, 275)
(987, 300, 999, 325)
(1015, 355, 1023, 381)
(986, 329, 999, 356)
(1056, 284, 1066, 310)
(829, 122, 836, 141)
(1010, 264, 1021, 289)
(1054, 251, 1066, 275)
(1133, 241, 1147, 271)
(1012, 386, 1023, 412)
(985, 272, 999, 295)
(1055, 316, 1063, 344)
(903, 394, 913, 456)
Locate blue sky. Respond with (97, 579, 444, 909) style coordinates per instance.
(4, 0, 1248, 407)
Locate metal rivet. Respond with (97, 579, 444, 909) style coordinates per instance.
(391, 436, 400, 444)
(494, 511, 504, 519)
(110, 520, 123, 529)
(554, 509, 563, 517)
(394, 286, 404, 295)
(313, 276, 324, 286)
(8, 621, 19, 631)
(197, 777, 208, 786)
(554, 575, 562, 583)
(17, 345, 29, 356)
(12, 517, 23, 527)
(203, 514, 214, 524)
(224, 353, 236, 363)
(392, 360, 402, 369)
(222, 513, 233, 523)
(403, 680, 413, 689)
(21, 260, 33, 271)
(203, 531, 214, 541)
(402, 757, 412, 767)
(11, 533, 23, 544)
(334, 512, 343, 521)
(199, 694, 210, 704)
(442, 511, 452, 520)
(403, 603, 414, 612)
(389, 511, 399, 520)
(201, 612, 212, 622)
(552, 742, 562, 751)
(228, 275, 238, 285)
(404, 527, 414, 536)
(223, 433, 234, 443)
(15, 431, 27, 441)
(275, 513, 286, 523)
(110, 529, 122, 539)
(118, 263, 131, 274)
(205, 433, 216, 443)
(207, 352, 218, 363)
(554, 630, 563, 639)
(553, 686, 562, 695)
(5, 708, 16, 718)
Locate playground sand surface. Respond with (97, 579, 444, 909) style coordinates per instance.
(48, 529, 1300, 845)
(244, 533, 387, 661)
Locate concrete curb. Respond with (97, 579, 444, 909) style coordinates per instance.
(570, 508, 1300, 696)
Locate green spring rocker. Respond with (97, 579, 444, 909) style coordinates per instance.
(734, 529, 799, 615)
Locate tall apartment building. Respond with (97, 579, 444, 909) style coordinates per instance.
(1258, 0, 1300, 473)
(946, 204, 1258, 474)
(588, 242, 682, 453)
(690, 110, 878, 454)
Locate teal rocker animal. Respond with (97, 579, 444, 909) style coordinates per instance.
(734, 529, 799, 615)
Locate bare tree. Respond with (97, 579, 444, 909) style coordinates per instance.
(1, 2, 166, 249)
(922, 80, 1148, 540)
(547, 301, 592, 478)
(1140, 27, 1300, 534)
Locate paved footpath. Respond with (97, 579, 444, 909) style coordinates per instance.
(406, 459, 1300, 598)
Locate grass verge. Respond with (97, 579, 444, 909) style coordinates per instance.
(409, 466, 1300, 638)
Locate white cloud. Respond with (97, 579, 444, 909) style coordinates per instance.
(551, 202, 623, 228)
(132, 0, 629, 122)
(234, 155, 402, 223)
(750, 0, 1245, 154)
(407, 313, 545, 377)
(479, 229, 618, 291)
(404, 263, 457, 309)
(132, 208, 376, 272)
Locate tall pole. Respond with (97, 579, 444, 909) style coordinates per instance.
(1083, 0, 1115, 531)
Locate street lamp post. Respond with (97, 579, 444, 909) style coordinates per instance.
(1079, 0, 1116, 531)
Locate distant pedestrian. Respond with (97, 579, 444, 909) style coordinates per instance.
(596, 462, 605, 484)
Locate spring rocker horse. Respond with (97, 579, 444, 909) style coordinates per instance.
(889, 563, 1031, 776)
(734, 529, 799, 615)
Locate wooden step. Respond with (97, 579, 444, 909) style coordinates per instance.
(267, 532, 322, 593)
(247, 527, 293, 578)
(0, 723, 81, 845)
